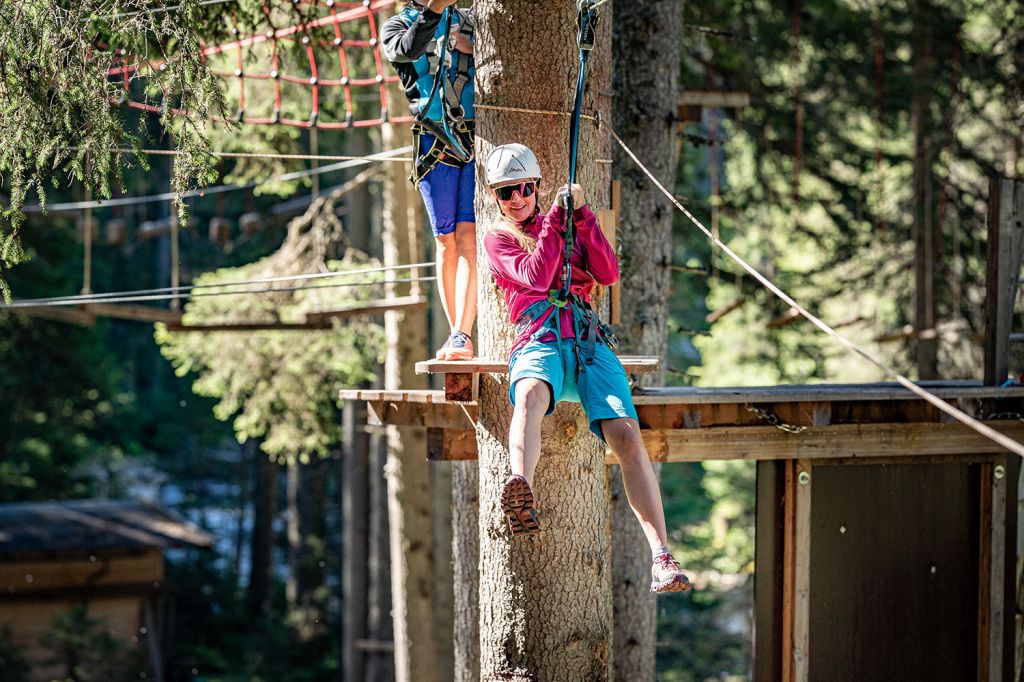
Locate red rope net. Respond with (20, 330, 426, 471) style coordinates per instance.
(109, 0, 413, 130)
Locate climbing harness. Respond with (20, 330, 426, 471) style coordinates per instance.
(404, 5, 475, 185)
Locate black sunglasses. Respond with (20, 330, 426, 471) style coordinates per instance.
(495, 182, 537, 201)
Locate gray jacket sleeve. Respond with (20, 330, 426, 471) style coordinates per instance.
(381, 9, 443, 63)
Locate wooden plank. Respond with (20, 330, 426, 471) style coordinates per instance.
(781, 460, 796, 682)
(444, 372, 478, 402)
(416, 356, 660, 375)
(985, 178, 1024, 386)
(426, 428, 476, 461)
(365, 400, 477, 429)
(166, 321, 333, 332)
(643, 423, 1024, 463)
(82, 302, 182, 324)
(8, 306, 96, 326)
(633, 382, 1024, 404)
(755, 461, 787, 682)
(808, 463, 978, 680)
(423, 422, 1024, 463)
(305, 295, 427, 324)
(792, 460, 811, 682)
(678, 90, 751, 108)
(979, 459, 1008, 682)
(598, 208, 620, 326)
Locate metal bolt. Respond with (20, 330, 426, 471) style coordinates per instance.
(930, 566, 937, 575)
(995, 465, 1006, 480)
(839, 525, 846, 534)
(798, 471, 810, 485)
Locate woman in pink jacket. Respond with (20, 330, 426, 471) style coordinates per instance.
(482, 143, 691, 593)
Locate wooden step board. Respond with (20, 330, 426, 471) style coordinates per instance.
(413, 355, 660, 402)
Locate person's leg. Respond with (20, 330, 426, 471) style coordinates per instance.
(453, 220, 477, 336)
(502, 341, 563, 535)
(416, 158, 459, 354)
(600, 417, 669, 552)
(434, 231, 458, 332)
(509, 378, 552, 486)
(452, 161, 477, 337)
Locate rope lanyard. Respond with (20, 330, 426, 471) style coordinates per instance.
(557, 0, 600, 300)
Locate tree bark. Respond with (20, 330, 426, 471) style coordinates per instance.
(381, 99, 442, 682)
(342, 401, 370, 682)
(474, 1, 613, 678)
(451, 461, 479, 682)
(367, 430, 396, 682)
(287, 456, 328, 642)
(912, 0, 938, 379)
(247, 447, 276, 618)
(610, 1, 682, 678)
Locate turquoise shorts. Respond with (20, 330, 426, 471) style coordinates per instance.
(508, 338, 639, 441)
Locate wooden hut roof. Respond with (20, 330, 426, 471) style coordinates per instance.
(0, 499, 214, 560)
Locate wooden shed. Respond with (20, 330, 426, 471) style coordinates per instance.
(0, 499, 213, 682)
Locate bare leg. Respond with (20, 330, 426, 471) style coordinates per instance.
(453, 220, 477, 336)
(434, 232, 458, 333)
(509, 378, 550, 486)
(601, 417, 669, 552)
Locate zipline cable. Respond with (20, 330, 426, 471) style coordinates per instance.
(603, 118, 1024, 459)
(4, 261, 435, 308)
(2, 277, 435, 310)
(24, 146, 413, 213)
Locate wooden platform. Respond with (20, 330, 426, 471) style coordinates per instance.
(338, 382, 1024, 462)
(413, 355, 660, 401)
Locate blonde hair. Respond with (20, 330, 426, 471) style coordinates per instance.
(489, 218, 537, 253)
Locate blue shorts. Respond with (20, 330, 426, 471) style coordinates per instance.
(508, 338, 638, 441)
(417, 134, 475, 237)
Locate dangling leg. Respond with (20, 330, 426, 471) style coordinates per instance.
(602, 418, 692, 593)
(501, 378, 550, 535)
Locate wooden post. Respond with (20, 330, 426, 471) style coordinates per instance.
(81, 185, 93, 295)
(984, 178, 1024, 386)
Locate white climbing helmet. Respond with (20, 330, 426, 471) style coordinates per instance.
(485, 143, 542, 187)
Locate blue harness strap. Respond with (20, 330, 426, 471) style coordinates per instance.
(514, 290, 618, 370)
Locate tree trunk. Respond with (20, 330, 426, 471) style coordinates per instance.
(247, 447, 276, 618)
(451, 461, 479, 682)
(381, 99, 442, 682)
(287, 456, 328, 642)
(342, 401, 369, 682)
(474, 1, 613, 678)
(610, 1, 682, 678)
(912, 0, 938, 379)
(367, 430, 396, 682)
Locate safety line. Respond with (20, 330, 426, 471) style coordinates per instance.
(85, 0, 234, 22)
(603, 119, 1024, 458)
(23, 146, 411, 212)
(475, 103, 599, 123)
(1, 277, 435, 309)
(68, 146, 414, 163)
(7, 262, 435, 307)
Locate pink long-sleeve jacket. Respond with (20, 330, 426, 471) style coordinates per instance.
(483, 201, 619, 356)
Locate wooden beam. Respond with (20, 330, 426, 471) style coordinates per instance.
(424, 422, 1024, 463)
(7, 306, 96, 326)
(305, 295, 427, 324)
(792, 460, 811, 682)
(985, 178, 1024, 386)
(82, 302, 182, 324)
(165, 321, 333, 332)
(679, 90, 751, 108)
